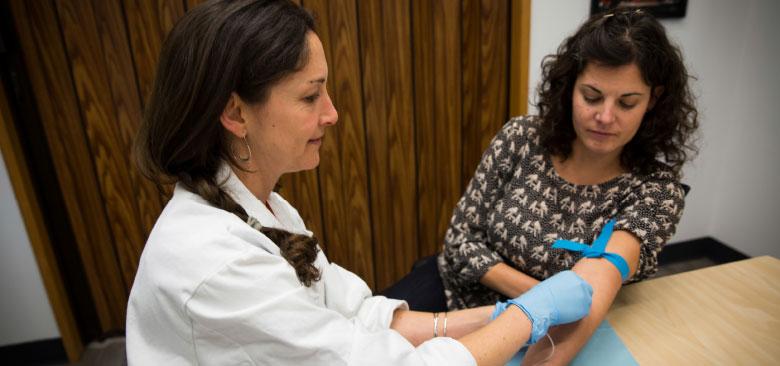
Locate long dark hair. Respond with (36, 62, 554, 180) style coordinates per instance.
(135, 0, 320, 286)
(536, 8, 698, 177)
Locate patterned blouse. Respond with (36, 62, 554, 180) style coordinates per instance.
(437, 116, 686, 310)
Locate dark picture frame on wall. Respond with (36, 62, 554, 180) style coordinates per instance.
(591, 0, 688, 19)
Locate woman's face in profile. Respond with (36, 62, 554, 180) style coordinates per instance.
(244, 32, 339, 174)
(570, 62, 654, 160)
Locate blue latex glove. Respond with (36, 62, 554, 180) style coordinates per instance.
(492, 270, 593, 344)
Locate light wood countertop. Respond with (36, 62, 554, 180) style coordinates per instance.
(607, 256, 780, 365)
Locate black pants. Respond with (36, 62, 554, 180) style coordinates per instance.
(380, 255, 449, 312)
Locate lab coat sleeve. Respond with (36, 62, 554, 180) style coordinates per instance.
(321, 261, 407, 331)
(185, 244, 476, 366)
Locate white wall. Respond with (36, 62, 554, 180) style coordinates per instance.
(528, 0, 780, 258)
(0, 150, 60, 346)
(702, 1, 780, 258)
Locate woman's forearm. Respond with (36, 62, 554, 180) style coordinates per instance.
(521, 258, 621, 365)
(390, 306, 493, 346)
(459, 306, 532, 366)
(522, 230, 640, 365)
(480, 262, 540, 298)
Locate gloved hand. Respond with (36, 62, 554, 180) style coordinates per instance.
(491, 270, 593, 344)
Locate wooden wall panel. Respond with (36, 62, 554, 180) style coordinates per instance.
(9, 0, 126, 332)
(436, 0, 464, 257)
(187, 0, 209, 9)
(307, 0, 375, 287)
(122, 0, 185, 107)
(358, 0, 418, 290)
(55, 0, 158, 293)
(510, 0, 531, 117)
(91, 0, 163, 237)
(462, 0, 482, 189)
(278, 171, 326, 250)
(414, 0, 463, 257)
(411, 0, 435, 258)
(462, 0, 509, 187)
(477, 0, 510, 175)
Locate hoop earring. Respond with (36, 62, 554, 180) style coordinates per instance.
(234, 135, 252, 162)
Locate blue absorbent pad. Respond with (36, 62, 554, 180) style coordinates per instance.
(505, 320, 638, 366)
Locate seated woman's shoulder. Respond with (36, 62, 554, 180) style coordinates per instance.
(642, 161, 680, 182)
(633, 162, 687, 200)
(501, 115, 542, 138)
(507, 115, 540, 128)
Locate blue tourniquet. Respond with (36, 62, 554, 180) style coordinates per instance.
(551, 219, 630, 281)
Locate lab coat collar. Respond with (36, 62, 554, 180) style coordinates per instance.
(216, 162, 311, 237)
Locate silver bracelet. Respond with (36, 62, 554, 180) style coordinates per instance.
(433, 312, 439, 337)
(442, 312, 448, 337)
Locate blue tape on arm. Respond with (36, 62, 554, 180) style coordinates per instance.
(552, 219, 630, 281)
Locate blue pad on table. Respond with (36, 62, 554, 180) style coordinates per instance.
(505, 320, 638, 366)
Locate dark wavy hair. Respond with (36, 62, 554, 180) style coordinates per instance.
(135, 0, 321, 286)
(536, 8, 698, 177)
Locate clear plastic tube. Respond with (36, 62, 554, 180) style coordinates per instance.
(518, 333, 555, 366)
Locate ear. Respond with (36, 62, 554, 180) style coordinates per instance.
(220, 92, 247, 138)
(648, 86, 664, 110)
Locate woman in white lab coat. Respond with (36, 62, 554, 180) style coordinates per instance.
(126, 1, 593, 365)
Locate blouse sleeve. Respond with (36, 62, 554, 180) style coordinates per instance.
(613, 170, 686, 281)
(440, 118, 526, 285)
(186, 245, 476, 366)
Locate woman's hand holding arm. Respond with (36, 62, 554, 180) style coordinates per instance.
(463, 270, 593, 366)
(521, 230, 640, 365)
(391, 270, 593, 366)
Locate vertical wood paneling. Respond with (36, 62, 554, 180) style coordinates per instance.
(461, 0, 509, 188)
(478, 0, 509, 164)
(123, 0, 184, 202)
(278, 171, 326, 251)
(122, 0, 185, 107)
(358, 0, 417, 290)
(435, 0, 463, 257)
(307, 0, 375, 287)
(412, 0, 436, 258)
(92, 0, 163, 237)
(56, 0, 160, 293)
(462, 0, 482, 188)
(186, 0, 208, 9)
(9, 0, 126, 331)
(510, 0, 531, 116)
(414, 0, 463, 257)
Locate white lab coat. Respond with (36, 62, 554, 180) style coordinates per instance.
(126, 164, 476, 365)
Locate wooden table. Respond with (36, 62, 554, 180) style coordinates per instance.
(607, 256, 780, 365)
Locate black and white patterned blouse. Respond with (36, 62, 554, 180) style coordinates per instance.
(437, 116, 686, 310)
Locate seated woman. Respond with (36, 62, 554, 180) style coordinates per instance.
(435, 8, 699, 365)
(125, 1, 593, 365)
